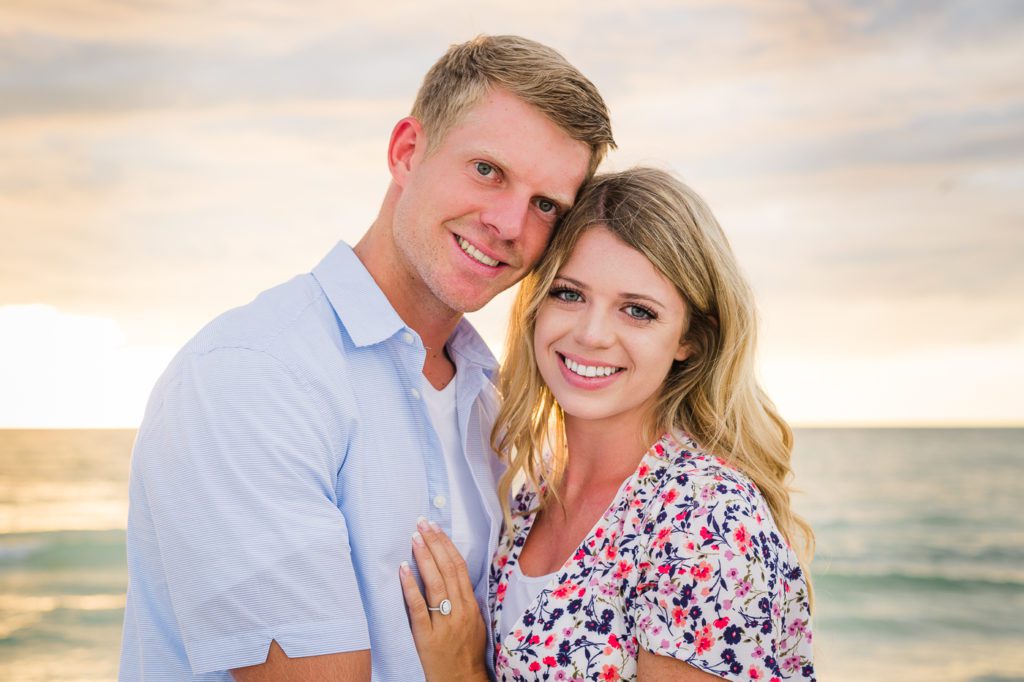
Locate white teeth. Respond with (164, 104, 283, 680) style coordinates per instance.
(562, 355, 620, 378)
(457, 237, 500, 267)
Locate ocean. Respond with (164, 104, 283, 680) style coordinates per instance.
(1, 428, 1022, 681)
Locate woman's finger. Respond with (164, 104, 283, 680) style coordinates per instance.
(421, 519, 475, 604)
(399, 560, 432, 638)
(411, 529, 449, 617)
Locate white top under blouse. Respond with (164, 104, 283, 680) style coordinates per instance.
(422, 375, 491, 587)
(498, 561, 557, 641)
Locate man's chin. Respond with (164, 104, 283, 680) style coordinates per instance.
(439, 288, 500, 315)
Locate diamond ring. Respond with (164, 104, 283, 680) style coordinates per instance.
(426, 598, 452, 616)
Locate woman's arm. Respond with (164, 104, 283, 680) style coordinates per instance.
(399, 517, 490, 682)
(638, 648, 728, 681)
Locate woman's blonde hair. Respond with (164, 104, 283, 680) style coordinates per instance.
(411, 35, 615, 177)
(493, 167, 815, 576)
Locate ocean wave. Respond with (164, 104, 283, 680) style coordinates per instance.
(813, 564, 1024, 591)
(0, 539, 47, 562)
(0, 530, 125, 569)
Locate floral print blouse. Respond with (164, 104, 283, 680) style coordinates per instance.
(488, 432, 815, 681)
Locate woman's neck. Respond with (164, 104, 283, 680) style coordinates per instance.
(559, 412, 654, 499)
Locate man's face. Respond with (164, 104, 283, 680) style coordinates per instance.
(391, 88, 591, 314)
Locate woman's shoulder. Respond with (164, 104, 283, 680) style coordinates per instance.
(644, 433, 763, 505)
(639, 432, 786, 549)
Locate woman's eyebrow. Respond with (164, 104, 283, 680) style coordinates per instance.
(553, 275, 588, 290)
(555, 276, 666, 309)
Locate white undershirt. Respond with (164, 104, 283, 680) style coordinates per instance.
(422, 376, 490, 588)
(499, 561, 557, 641)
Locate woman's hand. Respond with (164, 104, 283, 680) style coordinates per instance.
(400, 517, 489, 682)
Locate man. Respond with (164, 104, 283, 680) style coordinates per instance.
(119, 35, 614, 680)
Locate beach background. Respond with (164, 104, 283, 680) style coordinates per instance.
(1, 1, 1022, 680)
(3, 428, 1023, 681)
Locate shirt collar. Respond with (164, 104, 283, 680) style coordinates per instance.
(312, 241, 406, 348)
(449, 318, 499, 379)
(312, 241, 499, 377)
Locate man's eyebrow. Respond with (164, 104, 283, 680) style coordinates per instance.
(548, 196, 572, 215)
(554, 276, 667, 308)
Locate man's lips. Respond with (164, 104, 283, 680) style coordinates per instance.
(454, 234, 505, 268)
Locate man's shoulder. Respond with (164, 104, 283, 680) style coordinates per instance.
(187, 273, 327, 356)
(149, 273, 349, 398)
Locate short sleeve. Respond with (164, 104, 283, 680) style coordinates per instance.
(627, 465, 812, 680)
(133, 347, 370, 674)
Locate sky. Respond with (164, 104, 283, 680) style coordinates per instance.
(1, 0, 1021, 427)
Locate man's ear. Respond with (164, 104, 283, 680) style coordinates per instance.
(388, 117, 425, 187)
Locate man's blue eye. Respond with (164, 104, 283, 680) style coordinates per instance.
(537, 199, 555, 214)
(476, 162, 494, 176)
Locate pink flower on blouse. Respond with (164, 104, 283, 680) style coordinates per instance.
(552, 581, 576, 599)
(734, 524, 750, 553)
(652, 526, 672, 549)
(691, 561, 713, 581)
(695, 625, 714, 655)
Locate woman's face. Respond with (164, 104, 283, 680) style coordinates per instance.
(533, 226, 690, 432)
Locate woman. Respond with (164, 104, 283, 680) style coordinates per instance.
(400, 168, 816, 681)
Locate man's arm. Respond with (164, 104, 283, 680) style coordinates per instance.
(231, 641, 370, 681)
(137, 347, 371, 674)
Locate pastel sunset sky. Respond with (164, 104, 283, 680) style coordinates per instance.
(1, 0, 1021, 427)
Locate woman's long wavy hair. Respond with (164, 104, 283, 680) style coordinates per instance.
(492, 167, 815, 581)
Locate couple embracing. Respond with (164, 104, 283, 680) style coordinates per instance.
(120, 35, 815, 681)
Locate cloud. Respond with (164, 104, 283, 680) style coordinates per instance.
(0, 305, 174, 427)
(761, 340, 1024, 426)
(0, 102, 399, 343)
(1, 0, 1021, 424)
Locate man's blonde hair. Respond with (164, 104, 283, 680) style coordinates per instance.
(412, 35, 615, 177)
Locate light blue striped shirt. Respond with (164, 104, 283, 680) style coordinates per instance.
(120, 241, 503, 680)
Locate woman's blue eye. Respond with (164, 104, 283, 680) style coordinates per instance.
(475, 161, 494, 176)
(551, 287, 582, 303)
(537, 199, 556, 214)
(625, 304, 656, 321)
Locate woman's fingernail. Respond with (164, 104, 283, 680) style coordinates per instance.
(416, 516, 430, 532)
(412, 531, 424, 546)
(400, 561, 410, 574)
(428, 520, 440, 532)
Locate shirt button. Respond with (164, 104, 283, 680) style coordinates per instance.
(433, 495, 447, 509)
(410, 388, 421, 400)
(402, 331, 415, 345)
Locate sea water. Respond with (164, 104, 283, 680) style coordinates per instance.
(1, 428, 1022, 681)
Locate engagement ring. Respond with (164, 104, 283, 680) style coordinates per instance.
(427, 599, 452, 616)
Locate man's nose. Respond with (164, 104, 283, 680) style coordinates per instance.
(480, 190, 530, 241)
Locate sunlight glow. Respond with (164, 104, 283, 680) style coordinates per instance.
(0, 305, 174, 428)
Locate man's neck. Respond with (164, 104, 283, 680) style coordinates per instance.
(352, 216, 461, 388)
